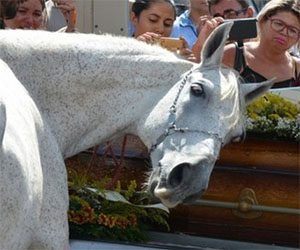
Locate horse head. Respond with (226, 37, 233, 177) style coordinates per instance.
(146, 22, 274, 208)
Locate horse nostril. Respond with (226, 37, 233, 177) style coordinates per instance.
(169, 163, 191, 188)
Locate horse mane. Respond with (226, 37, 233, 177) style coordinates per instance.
(220, 66, 246, 133)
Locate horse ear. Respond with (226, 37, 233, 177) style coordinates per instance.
(200, 22, 233, 67)
(241, 79, 275, 104)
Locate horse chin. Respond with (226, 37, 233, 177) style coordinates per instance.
(147, 185, 180, 208)
(155, 192, 202, 208)
(159, 198, 181, 209)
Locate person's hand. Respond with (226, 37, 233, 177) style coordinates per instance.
(178, 37, 197, 62)
(179, 48, 197, 62)
(192, 16, 224, 63)
(52, 0, 76, 32)
(136, 32, 161, 44)
(198, 16, 224, 41)
(196, 15, 210, 35)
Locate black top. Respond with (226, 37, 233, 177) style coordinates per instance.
(233, 43, 300, 89)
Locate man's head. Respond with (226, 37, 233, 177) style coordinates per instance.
(208, 0, 254, 19)
(189, 0, 210, 16)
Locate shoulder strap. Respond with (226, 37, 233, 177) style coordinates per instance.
(0, 19, 4, 29)
(233, 42, 246, 73)
(293, 57, 300, 86)
(293, 57, 298, 77)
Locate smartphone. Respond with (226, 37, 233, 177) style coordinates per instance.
(157, 37, 184, 51)
(224, 18, 257, 41)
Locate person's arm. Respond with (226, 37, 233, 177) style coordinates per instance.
(222, 43, 237, 68)
(192, 17, 223, 63)
(52, 0, 76, 32)
(178, 37, 197, 62)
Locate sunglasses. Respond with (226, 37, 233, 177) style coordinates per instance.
(269, 18, 300, 39)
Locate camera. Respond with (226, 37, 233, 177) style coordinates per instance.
(224, 18, 257, 41)
(156, 37, 184, 51)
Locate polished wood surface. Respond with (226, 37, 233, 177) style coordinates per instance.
(218, 137, 299, 171)
(69, 136, 300, 247)
(170, 138, 300, 247)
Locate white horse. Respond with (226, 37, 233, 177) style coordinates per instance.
(0, 60, 68, 249)
(0, 23, 273, 249)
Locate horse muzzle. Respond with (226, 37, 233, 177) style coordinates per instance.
(149, 156, 215, 208)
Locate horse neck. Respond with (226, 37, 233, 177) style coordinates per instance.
(2, 31, 193, 157)
(49, 62, 190, 158)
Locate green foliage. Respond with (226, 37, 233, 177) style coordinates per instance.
(124, 180, 137, 200)
(246, 93, 300, 141)
(67, 165, 169, 243)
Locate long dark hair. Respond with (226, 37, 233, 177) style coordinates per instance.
(132, 0, 176, 19)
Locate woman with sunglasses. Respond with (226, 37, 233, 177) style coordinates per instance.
(223, 0, 300, 88)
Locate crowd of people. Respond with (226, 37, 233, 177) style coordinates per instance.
(0, 0, 299, 87)
(130, 0, 300, 88)
(0, 0, 76, 31)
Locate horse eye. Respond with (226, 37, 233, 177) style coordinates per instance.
(191, 83, 204, 97)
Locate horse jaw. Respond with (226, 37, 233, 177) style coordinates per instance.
(148, 135, 222, 208)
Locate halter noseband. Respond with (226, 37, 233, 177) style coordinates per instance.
(150, 70, 224, 154)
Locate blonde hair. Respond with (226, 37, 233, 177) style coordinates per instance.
(257, 0, 300, 24)
(255, 0, 300, 47)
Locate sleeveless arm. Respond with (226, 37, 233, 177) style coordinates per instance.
(222, 43, 238, 69)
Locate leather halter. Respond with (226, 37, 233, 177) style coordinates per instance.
(150, 70, 224, 154)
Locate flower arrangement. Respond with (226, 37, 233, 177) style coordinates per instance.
(245, 92, 300, 141)
(66, 157, 169, 243)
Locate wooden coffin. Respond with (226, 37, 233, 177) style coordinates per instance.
(169, 137, 300, 247)
(81, 135, 299, 247)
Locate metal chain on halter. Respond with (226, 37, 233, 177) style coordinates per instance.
(168, 70, 192, 128)
(150, 70, 224, 153)
(150, 71, 192, 153)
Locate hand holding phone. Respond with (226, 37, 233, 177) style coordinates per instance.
(156, 37, 184, 51)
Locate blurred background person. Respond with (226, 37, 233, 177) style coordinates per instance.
(209, 0, 254, 19)
(128, 0, 136, 36)
(249, 0, 271, 15)
(223, 0, 300, 88)
(43, 0, 76, 32)
(0, 0, 45, 29)
(0, 0, 76, 32)
(131, 0, 197, 62)
(192, 0, 255, 62)
(131, 0, 176, 41)
(170, 0, 210, 49)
